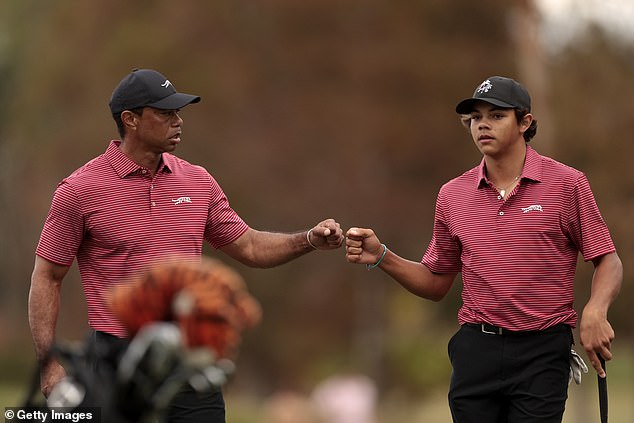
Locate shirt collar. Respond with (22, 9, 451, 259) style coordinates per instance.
(477, 145, 543, 189)
(106, 140, 173, 178)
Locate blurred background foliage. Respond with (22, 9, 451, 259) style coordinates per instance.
(0, 0, 632, 421)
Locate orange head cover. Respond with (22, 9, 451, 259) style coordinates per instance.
(108, 257, 262, 359)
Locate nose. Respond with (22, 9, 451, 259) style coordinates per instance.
(477, 118, 491, 130)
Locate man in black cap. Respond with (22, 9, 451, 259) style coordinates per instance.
(29, 69, 344, 422)
(345, 76, 622, 422)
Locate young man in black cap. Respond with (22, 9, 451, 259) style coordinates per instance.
(29, 68, 344, 422)
(345, 76, 622, 422)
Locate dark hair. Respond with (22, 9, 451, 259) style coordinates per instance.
(458, 108, 538, 143)
(113, 107, 145, 138)
(514, 108, 537, 142)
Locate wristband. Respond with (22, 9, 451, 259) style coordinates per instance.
(306, 229, 318, 250)
(367, 244, 387, 270)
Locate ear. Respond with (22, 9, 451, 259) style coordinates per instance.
(121, 110, 139, 131)
(519, 113, 533, 132)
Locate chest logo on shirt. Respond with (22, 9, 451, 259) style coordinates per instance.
(172, 196, 192, 205)
(521, 204, 543, 213)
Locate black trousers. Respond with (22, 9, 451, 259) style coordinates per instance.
(448, 324, 573, 423)
(90, 330, 226, 423)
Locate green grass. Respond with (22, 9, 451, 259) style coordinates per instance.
(0, 384, 27, 408)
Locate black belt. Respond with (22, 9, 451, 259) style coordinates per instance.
(463, 323, 570, 336)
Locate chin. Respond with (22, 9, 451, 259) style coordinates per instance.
(164, 143, 178, 152)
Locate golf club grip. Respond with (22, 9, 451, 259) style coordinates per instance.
(598, 355, 608, 423)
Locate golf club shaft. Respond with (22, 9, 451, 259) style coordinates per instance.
(598, 355, 607, 423)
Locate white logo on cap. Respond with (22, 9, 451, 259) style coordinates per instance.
(161, 80, 172, 88)
(477, 79, 493, 94)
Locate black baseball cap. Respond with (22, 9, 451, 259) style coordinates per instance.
(455, 76, 531, 114)
(109, 69, 201, 115)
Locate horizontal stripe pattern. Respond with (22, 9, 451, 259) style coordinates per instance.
(422, 146, 615, 331)
(36, 140, 249, 337)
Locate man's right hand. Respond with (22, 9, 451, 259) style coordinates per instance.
(345, 227, 384, 266)
(40, 359, 66, 397)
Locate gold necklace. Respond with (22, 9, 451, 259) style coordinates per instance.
(494, 175, 520, 198)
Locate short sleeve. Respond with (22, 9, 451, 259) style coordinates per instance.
(563, 174, 615, 262)
(35, 180, 85, 266)
(421, 191, 462, 274)
(203, 175, 249, 248)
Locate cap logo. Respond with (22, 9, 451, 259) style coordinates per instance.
(161, 80, 172, 88)
(476, 79, 493, 94)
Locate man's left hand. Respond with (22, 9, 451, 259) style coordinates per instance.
(579, 308, 614, 378)
(308, 218, 344, 250)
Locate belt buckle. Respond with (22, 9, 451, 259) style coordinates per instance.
(481, 323, 502, 335)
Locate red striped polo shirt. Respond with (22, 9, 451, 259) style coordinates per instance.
(36, 140, 249, 337)
(422, 145, 615, 331)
